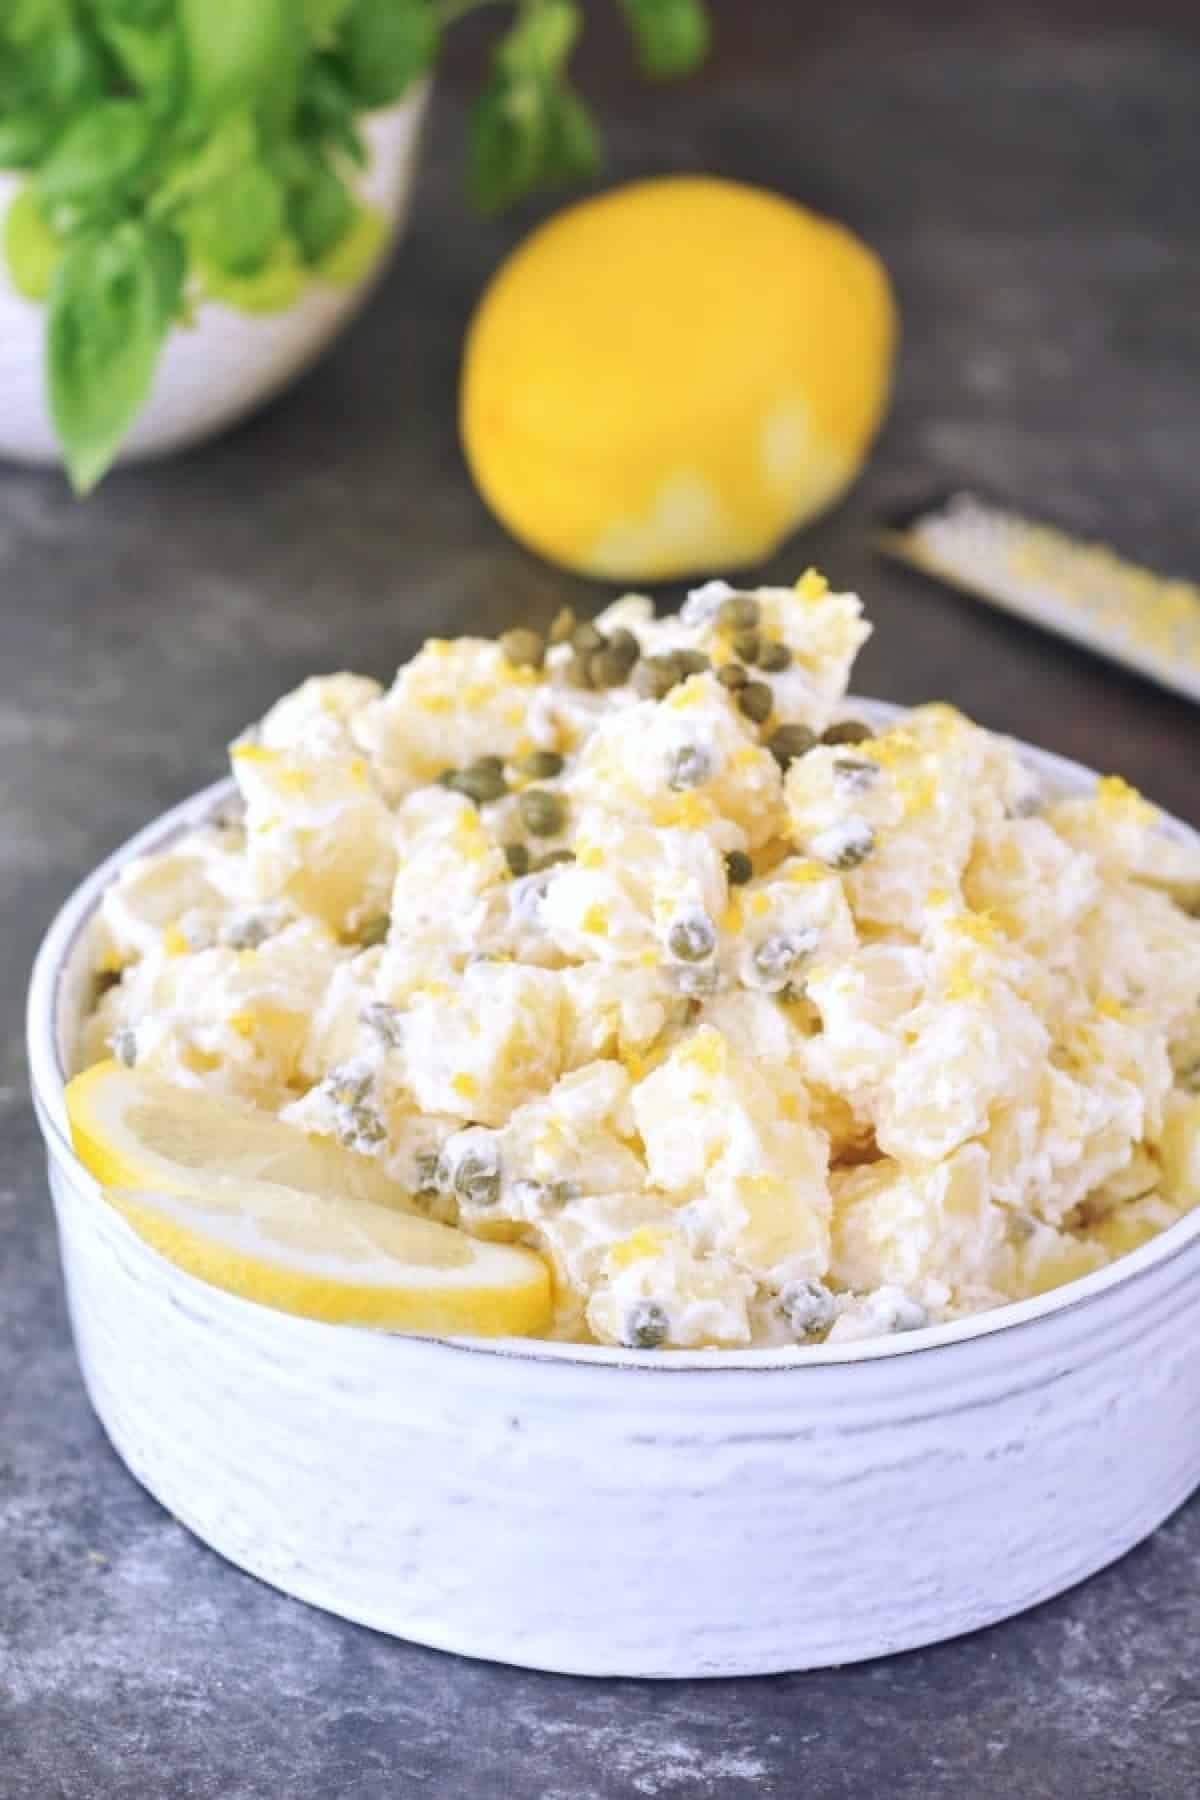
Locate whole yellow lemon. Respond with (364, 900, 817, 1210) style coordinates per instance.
(460, 176, 897, 582)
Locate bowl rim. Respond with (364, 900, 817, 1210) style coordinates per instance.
(26, 700, 1200, 1374)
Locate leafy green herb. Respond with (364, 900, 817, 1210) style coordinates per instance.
(48, 220, 176, 492)
(4, 185, 65, 300)
(618, 0, 710, 78)
(338, 0, 439, 111)
(2, 0, 712, 490)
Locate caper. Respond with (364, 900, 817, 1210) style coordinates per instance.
(758, 640, 792, 672)
(814, 821, 876, 870)
(717, 662, 749, 689)
(766, 723, 818, 769)
(666, 743, 713, 791)
(470, 753, 505, 774)
(503, 842, 531, 877)
(519, 787, 567, 837)
(832, 756, 878, 794)
(548, 606, 576, 644)
(571, 620, 605, 655)
(625, 1299, 670, 1349)
(498, 627, 544, 670)
(452, 1147, 501, 1208)
(521, 749, 564, 780)
(414, 1150, 441, 1193)
(667, 911, 717, 963)
(449, 765, 507, 805)
(326, 1065, 372, 1106)
(358, 914, 390, 948)
(338, 1105, 386, 1150)
(531, 848, 575, 870)
(225, 910, 276, 950)
(822, 719, 874, 746)
(752, 931, 815, 990)
(673, 649, 711, 677)
(778, 1279, 838, 1339)
(736, 681, 773, 725)
(724, 849, 753, 885)
(589, 647, 633, 689)
(633, 654, 682, 699)
(605, 627, 641, 667)
(717, 594, 761, 632)
(361, 1001, 403, 1049)
(731, 629, 761, 665)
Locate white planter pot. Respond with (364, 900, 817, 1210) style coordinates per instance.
(26, 706, 1200, 1678)
(0, 83, 429, 468)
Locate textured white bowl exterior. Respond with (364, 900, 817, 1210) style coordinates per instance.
(0, 86, 429, 468)
(26, 708, 1200, 1677)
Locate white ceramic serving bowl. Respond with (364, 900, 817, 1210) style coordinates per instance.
(26, 704, 1200, 1678)
(0, 84, 429, 469)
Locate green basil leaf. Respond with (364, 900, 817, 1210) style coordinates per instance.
(150, 111, 257, 215)
(304, 0, 354, 44)
(180, 0, 304, 134)
(186, 159, 285, 275)
(40, 100, 157, 224)
(0, 108, 57, 169)
(468, 73, 550, 214)
(90, 0, 173, 25)
(540, 83, 600, 185)
(496, 0, 581, 84)
(338, 0, 437, 109)
(96, 18, 183, 111)
(285, 152, 354, 262)
(48, 219, 171, 493)
(618, 0, 710, 79)
(143, 220, 187, 323)
(3, 183, 65, 300)
(298, 53, 367, 165)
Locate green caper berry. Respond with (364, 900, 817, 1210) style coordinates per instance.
(564, 653, 595, 689)
(633, 655, 682, 699)
(767, 723, 818, 769)
(571, 621, 605, 655)
(503, 842, 531, 876)
(724, 849, 753, 885)
(605, 627, 641, 666)
(470, 753, 505, 774)
(454, 1149, 501, 1208)
(498, 627, 544, 670)
(626, 1299, 670, 1349)
(822, 719, 874, 746)
(521, 749, 565, 779)
(451, 766, 507, 805)
(717, 662, 749, 689)
(358, 914, 390, 948)
(778, 1279, 837, 1338)
(731, 629, 762, 665)
(435, 767, 458, 787)
(758, 640, 792, 672)
(736, 681, 773, 724)
(667, 911, 717, 962)
(414, 1150, 441, 1193)
(589, 648, 633, 689)
(548, 606, 576, 644)
(519, 787, 567, 837)
(674, 649, 711, 677)
(717, 595, 761, 632)
(531, 848, 576, 870)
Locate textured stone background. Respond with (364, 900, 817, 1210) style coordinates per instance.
(4, 4, 1200, 1795)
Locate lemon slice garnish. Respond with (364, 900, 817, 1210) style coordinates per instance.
(65, 1062, 552, 1335)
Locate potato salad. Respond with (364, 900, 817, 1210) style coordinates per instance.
(84, 573, 1200, 1348)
